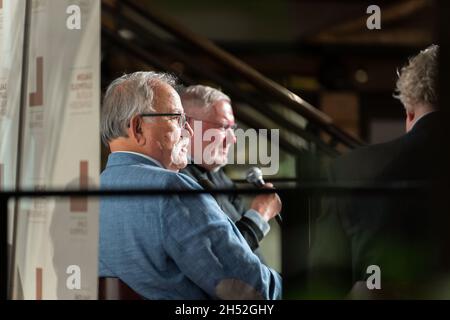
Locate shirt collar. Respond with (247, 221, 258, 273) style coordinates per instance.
(186, 156, 223, 173)
(112, 151, 164, 168)
(410, 110, 438, 130)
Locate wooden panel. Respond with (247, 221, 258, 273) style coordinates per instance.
(70, 161, 88, 212)
(321, 91, 360, 139)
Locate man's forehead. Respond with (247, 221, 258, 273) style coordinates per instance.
(152, 82, 183, 113)
(209, 100, 234, 121)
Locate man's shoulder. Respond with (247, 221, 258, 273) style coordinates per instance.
(101, 161, 163, 180)
(171, 170, 204, 190)
(336, 113, 443, 175)
(180, 164, 201, 180)
(333, 136, 406, 180)
(101, 162, 202, 190)
(339, 137, 401, 163)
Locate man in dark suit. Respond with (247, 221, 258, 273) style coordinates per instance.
(179, 85, 274, 253)
(309, 45, 450, 298)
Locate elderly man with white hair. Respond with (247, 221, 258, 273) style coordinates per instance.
(99, 71, 282, 300)
(179, 85, 276, 256)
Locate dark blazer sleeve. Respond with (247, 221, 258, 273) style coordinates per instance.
(217, 170, 265, 251)
(235, 216, 264, 251)
(181, 165, 265, 251)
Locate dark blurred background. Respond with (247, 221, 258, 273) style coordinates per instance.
(100, 0, 445, 298)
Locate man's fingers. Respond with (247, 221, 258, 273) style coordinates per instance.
(262, 182, 274, 189)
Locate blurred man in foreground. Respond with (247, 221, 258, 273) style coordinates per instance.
(309, 45, 450, 298)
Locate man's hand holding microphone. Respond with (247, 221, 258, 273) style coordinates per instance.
(247, 168, 283, 225)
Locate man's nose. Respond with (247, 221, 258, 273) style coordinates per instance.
(226, 128, 237, 144)
(232, 131, 237, 144)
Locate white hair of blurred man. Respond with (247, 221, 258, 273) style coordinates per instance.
(394, 44, 439, 132)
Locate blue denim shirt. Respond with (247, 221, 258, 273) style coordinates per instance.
(99, 152, 281, 299)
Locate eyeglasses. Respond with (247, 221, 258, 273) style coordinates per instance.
(188, 117, 238, 132)
(140, 113, 188, 128)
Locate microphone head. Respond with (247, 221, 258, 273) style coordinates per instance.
(246, 167, 264, 186)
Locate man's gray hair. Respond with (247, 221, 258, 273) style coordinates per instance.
(101, 71, 176, 145)
(179, 85, 231, 114)
(394, 44, 439, 111)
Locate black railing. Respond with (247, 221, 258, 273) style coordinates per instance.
(1, 182, 434, 300)
(101, 0, 364, 157)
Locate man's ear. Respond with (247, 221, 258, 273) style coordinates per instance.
(129, 115, 146, 145)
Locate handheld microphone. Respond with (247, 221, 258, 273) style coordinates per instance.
(246, 167, 282, 225)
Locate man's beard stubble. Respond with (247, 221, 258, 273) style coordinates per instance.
(171, 136, 190, 168)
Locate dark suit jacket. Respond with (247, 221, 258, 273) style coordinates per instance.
(181, 164, 265, 252)
(309, 111, 450, 298)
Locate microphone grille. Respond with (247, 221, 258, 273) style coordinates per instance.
(246, 167, 263, 184)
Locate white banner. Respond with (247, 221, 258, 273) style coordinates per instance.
(0, 0, 26, 267)
(10, 0, 100, 300)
